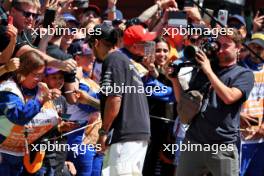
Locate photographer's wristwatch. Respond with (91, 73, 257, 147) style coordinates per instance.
(98, 128, 107, 136)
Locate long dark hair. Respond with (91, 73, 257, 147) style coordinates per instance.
(154, 37, 171, 51)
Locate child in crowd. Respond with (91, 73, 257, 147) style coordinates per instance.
(66, 41, 103, 176)
(22, 67, 78, 176)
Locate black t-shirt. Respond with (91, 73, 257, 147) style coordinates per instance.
(147, 73, 177, 119)
(15, 30, 37, 54)
(0, 29, 37, 81)
(186, 64, 254, 144)
(0, 25, 9, 52)
(100, 50, 150, 144)
(46, 43, 72, 61)
(46, 43, 76, 83)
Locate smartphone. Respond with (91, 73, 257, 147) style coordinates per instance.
(177, 0, 185, 10)
(43, 9, 56, 28)
(177, 0, 194, 10)
(8, 16, 13, 25)
(144, 41, 156, 60)
(184, 0, 194, 7)
(218, 9, 228, 26)
(103, 20, 113, 26)
(61, 114, 71, 120)
(168, 11, 187, 27)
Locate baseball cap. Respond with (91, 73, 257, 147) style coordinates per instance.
(123, 25, 157, 45)
(103, 9, 123, 21)
(45, 67, 61, 75)
(228, 14, 246, 26)
(246, 32, 264, 48)
(63, 13, 77, 22)
(62, 13, 79, 25)
(68, 41, 93, 56)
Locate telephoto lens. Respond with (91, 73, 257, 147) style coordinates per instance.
(183, 45, 199, 63)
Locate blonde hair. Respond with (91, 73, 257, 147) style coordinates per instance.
(12, 0, 40, 9)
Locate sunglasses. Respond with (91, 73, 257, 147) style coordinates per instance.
(14, 6, 39, 19)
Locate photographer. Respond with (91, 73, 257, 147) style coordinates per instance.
(167, 31, 254, 176)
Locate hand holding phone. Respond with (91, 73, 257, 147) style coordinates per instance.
(43, 9, 56, 28)
(218, 10, 228, 26)
(168, 11, 187, 27)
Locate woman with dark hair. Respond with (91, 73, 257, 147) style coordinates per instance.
(0, 50, 60, 176)
(154, 37, 171, 69)
(143, 37, 177, 176)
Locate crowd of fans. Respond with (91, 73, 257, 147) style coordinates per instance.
(0, 0, 263, 176)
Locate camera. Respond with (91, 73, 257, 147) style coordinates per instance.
(184, 38, 220, 63)
(169, 37, 221, 77)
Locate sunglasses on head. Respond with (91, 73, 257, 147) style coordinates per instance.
(14, 6, 39, 19)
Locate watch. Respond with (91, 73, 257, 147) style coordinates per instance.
(98, 128, 107, 136)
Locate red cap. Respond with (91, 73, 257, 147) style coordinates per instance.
(123, 25, 157, 45)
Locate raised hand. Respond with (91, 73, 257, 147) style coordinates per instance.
(4, 57, 20, 72)
(253, 11, 264, 32)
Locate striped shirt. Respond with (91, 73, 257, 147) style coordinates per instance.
(241, 65, 264, 141)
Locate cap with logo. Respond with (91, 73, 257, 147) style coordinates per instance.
(68, 41, 93, 56)
(246, 32, 264, 48)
